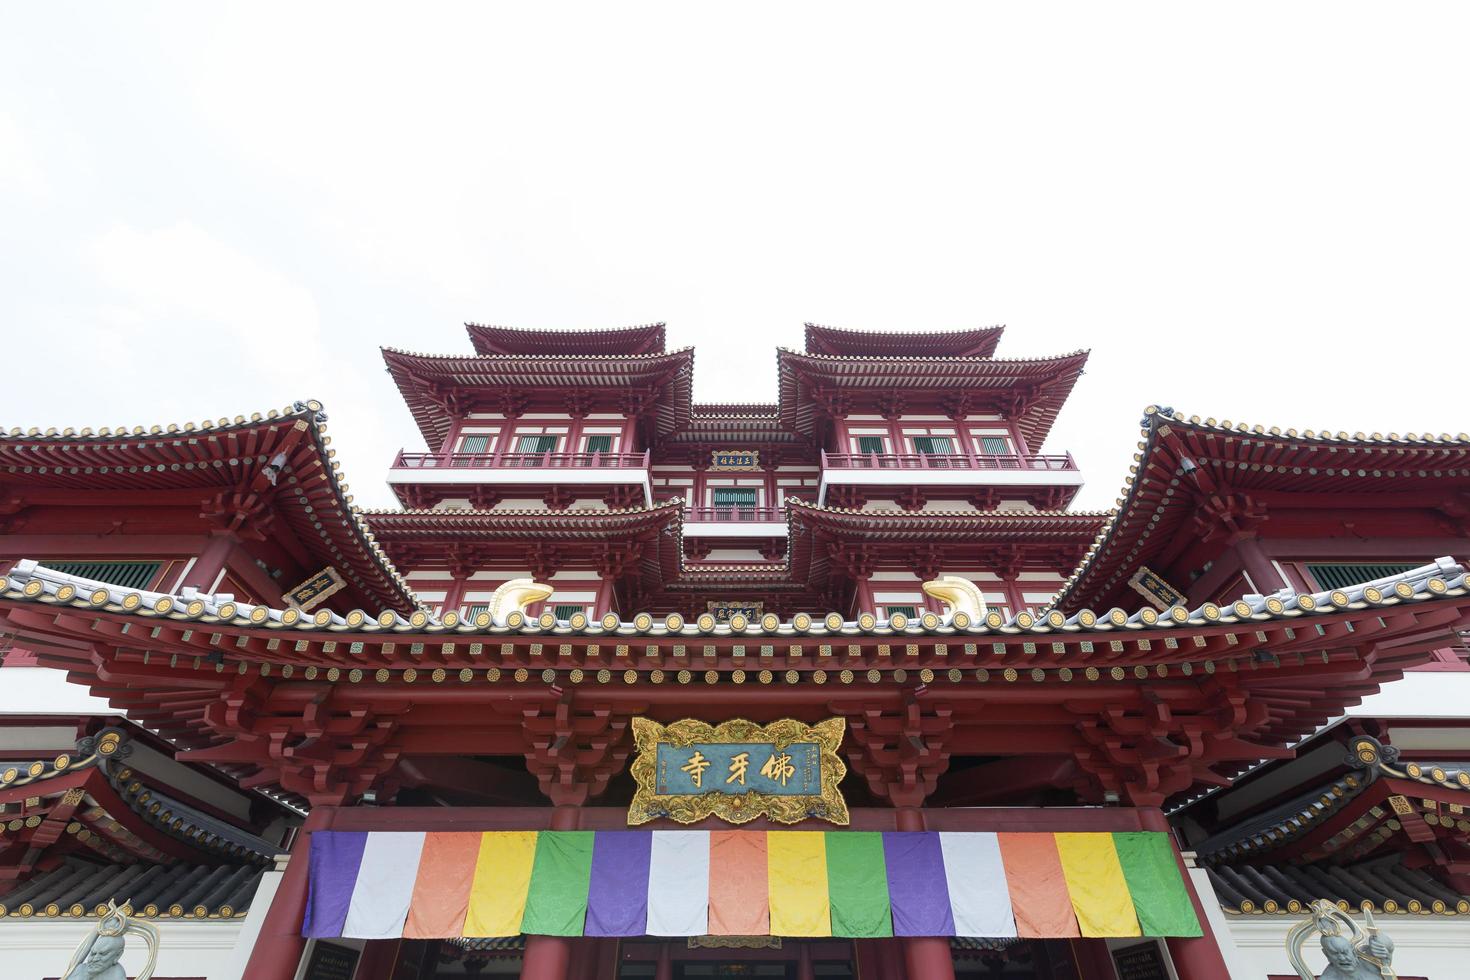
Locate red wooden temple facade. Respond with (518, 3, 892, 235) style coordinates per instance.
(1, 323, 1468, 979)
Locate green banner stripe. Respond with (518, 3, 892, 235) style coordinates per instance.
(1111, 832, 1203, 937)
(825, 831, 892, 937)
(521, 831, 596, 936)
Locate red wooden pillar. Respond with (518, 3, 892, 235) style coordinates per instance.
(242, 824, 315, 980)
(520, 805, 580, 980)
(1137, 808, 1231, 980)
(894, 808, 955, 980)
(1236, 535, 1287, 592)
(178, 534, 234, 591)
(797, 941, 815, 980)
(653, 940, 673, 980)
(355, 938, 402, 980)
(1071, 938, 1117, 979)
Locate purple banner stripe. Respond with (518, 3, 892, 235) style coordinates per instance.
(302, 831, 369, 938)
(585, 831, 653, 937)
(883, 831, 955, 937)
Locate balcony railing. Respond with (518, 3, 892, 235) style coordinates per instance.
(822, 451, 1078, 471)
(394, 450, 650, 470)
(684, 506, 786, 523)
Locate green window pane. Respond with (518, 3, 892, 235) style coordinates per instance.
(42, 561, 162, 590)
(1304, 563, 1418, 591)
(712, 488, 757, 508)
(912, 436, 954, 454)
(516, 435, 557, 453)
(856, 436, 885, 454)
(584, 435, 613, 453)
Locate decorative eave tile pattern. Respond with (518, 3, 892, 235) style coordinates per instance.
(0, 859, 265, 919)
(0, 401, 417, 615)
(3, 554, 1464, 647)
(1209, 858, 1468, 917)
(1054, 407, 1470, 614)
(1194, 734, 1470, 865)
(1, 727, 278, 865)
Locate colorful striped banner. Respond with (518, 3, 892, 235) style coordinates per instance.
(303, 830, 1201, 940)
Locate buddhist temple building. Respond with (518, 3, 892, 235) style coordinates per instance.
(1, 321, 1467, 979)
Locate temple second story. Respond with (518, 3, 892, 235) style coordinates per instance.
(384, 321, 1087, 525)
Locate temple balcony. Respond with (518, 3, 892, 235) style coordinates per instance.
(387, 450, 652, 509)
(681, 505, 788, 537)
(817, 450, 1083, 509)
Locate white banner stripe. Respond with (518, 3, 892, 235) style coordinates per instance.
(647, 830, 710, 936)
(940, 832, 1018, 938)
(342, 831, 427, 939)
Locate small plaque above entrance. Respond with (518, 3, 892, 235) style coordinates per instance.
(1127, 565, 1186, 612)
(285, 566, 346, 612)
(707, 600, 763, 623)
(710, 449, 760, 471)
(628, 717, 848, 826)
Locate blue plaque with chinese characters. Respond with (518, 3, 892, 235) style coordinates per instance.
(654, 741, 821, 796)
(629, 717, 849, 825)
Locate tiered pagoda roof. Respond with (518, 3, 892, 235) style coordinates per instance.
(803, 322, 1006, 359)
(0, 720, 281, 904)
(1055, 408, 1470, 613)
(1177, 722, 1470, 917)
(0, 858, 267, 920)
(783, 500, 1108, 599)
(362, 502, 685, 599)
(774, 347, 1090, 449)
(0, 401, 415, 614)
(4, 556, 1467, 807)
(466, 321, 667, 357)
(382, 346, 696, 451)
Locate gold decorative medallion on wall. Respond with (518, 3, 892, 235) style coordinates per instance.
(627, 717, 848, 826)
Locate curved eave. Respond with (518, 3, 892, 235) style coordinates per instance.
(465, 322, 667, 357)
(6, 554, 1464, 643)
(786, 499, 1110, 540)
(775, 348, 1089, 449)
(1055, 408, 1470, 614)
(803, 323, 1005, 359)
(382, 347, 695, 451)
(361, 501, 685, 541)
(0, 402, 416, 615)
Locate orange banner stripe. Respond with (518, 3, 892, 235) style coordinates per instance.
(707, 831, 769, 935)
(996, 833, 1080, 938)
(403, 831, 482, 938)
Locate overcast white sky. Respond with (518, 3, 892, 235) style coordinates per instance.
(3, 3, 1468, 511)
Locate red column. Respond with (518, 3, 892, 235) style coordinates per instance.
(1137, 808, 1231, 980)
(178, 534, 234, 591)
(355, 938, 402, 979)
(1235, 535, 1287, 593)
(520, 805, 580, 980)
(654, 941, 673, 980)
(242, 824, 315, 980)
(894, 808, 955, 980)
(797, 941, 815, 980)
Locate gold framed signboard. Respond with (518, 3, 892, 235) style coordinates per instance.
(710, 449, 760, 471)
(628, 717, 848, 826)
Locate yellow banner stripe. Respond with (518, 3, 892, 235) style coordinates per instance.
(767, 832, 831, 937)
(1054, 832, 1141, 937)
(462, 831, 539, 936)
